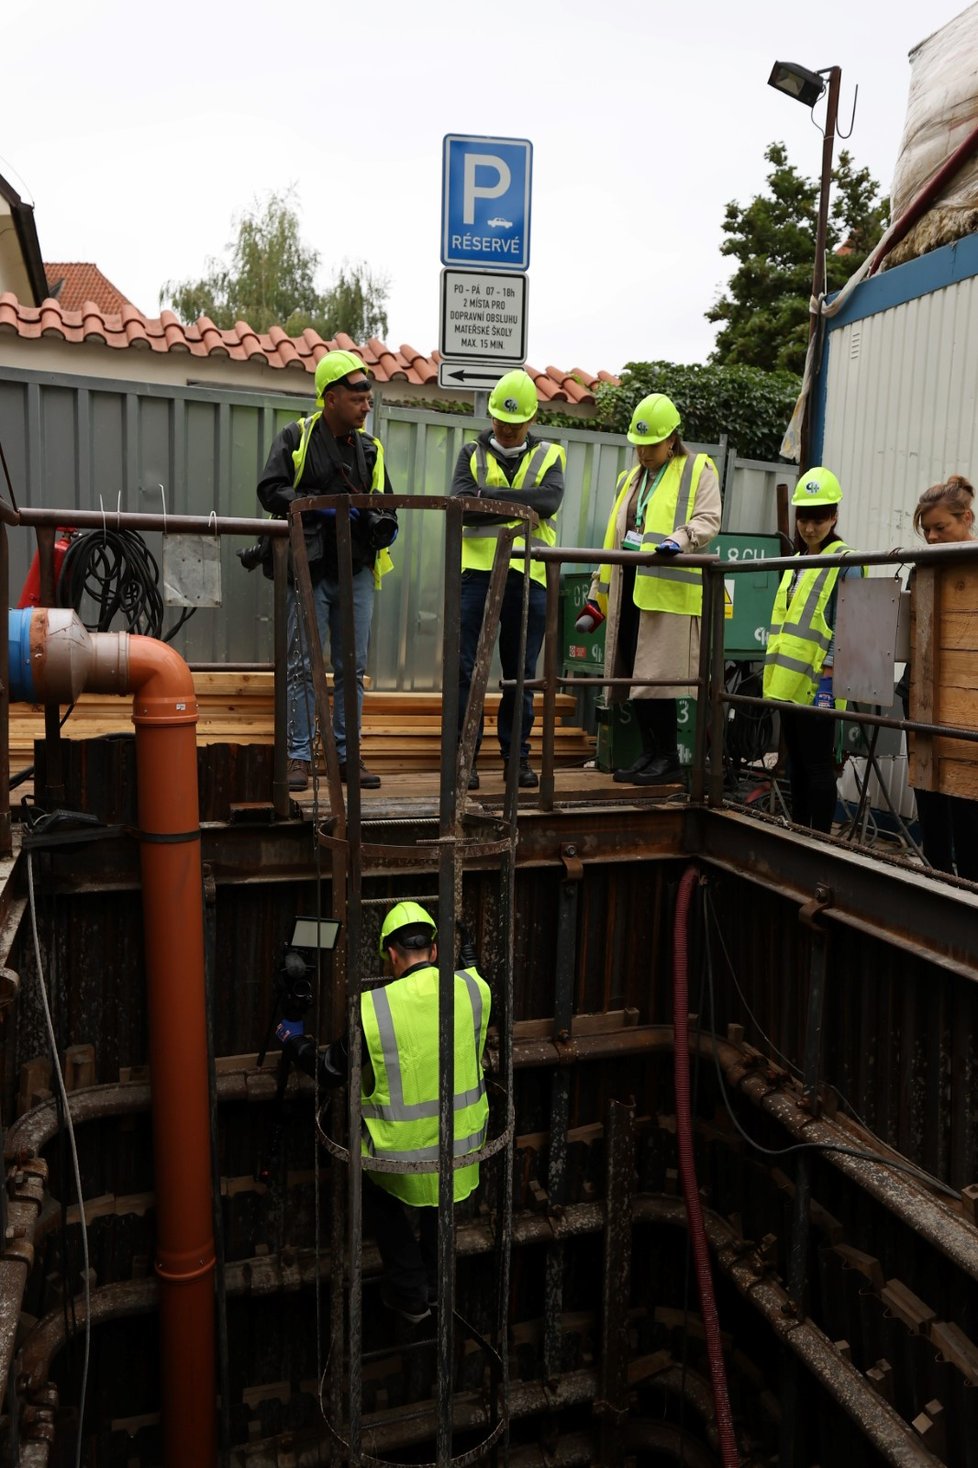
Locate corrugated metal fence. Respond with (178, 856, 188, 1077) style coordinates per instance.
(0, 365, 785, 686)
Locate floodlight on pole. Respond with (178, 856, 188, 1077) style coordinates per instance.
(767, 61, 826, 109)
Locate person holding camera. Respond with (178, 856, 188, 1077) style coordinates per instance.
(281, 901, 491, 1324)
(257, 350, 397, 791)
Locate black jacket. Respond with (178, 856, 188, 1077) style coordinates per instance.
(257, 416, 394, 578)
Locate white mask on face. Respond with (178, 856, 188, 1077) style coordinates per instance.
(489, 436, 528, 459)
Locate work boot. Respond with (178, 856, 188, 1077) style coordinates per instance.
(505, 757, 538, 789)
(613, 751, 658, 784)
(339, 759, 381, 790)
(467, 767, 480, 790)
(380, 1285, 431, 1325)
(287, 758, 310, 792)
(628, 751, 684, 786)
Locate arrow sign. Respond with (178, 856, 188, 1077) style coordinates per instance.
(437, 364, 509, 388)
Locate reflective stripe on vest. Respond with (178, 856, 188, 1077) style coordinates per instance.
(763, 541, 859, 705)
(460, 440, 562, 585)
(359, 966, 490, 1205)
(594, 454, 714, 616)
(361, 969, 487, 1123)
(289, 413, 393, 585)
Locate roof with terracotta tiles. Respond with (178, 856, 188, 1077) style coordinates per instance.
(43, 263, 135, 314)
(0, 292, 619, 405)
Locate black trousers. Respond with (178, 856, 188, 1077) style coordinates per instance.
(364, 1175, 438, 1315)
(780, 707, 837, 834)
(914, 787, 978, 881)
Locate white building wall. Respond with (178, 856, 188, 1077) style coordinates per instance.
(821, 273, 978, 554)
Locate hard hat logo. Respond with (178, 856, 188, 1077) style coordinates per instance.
(790, 466, 843, 507)
(488, 370, 537, 423)
(626, 393, 682, 447)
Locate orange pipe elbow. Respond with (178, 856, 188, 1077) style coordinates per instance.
(128, 636, 216, 1466)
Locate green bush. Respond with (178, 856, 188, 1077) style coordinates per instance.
(594, 361, 800, 462)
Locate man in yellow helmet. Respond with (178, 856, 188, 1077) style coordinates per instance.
(449, 369, 565, 789)
(257, 350, 397, 793)
(281, 901, 491, 1324)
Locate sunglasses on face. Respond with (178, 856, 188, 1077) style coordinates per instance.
(340, 378, 373, 394)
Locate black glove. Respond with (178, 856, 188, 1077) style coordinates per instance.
(458, 923, 478, 970)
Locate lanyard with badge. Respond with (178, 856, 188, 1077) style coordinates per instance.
(623, 463, 668, 551)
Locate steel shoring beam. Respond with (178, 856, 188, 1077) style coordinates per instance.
(456, 525, 517, 799)
(689, 568, 715, 806)
(14, 1195, 944, 1468)
(597, 1101, 636, 1466)
(781, 922, 827, 1468)
(538, 561, 561, 813)
(690, 807, 978, 984)
(437, 503, 464, 1468)
(288, 507, 345, 833)
(542, 863, 580, 1385)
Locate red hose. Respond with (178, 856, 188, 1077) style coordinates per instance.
(673, 865, 740, 1468)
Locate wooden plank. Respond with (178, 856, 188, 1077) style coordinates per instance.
(934, 564, 978, 613)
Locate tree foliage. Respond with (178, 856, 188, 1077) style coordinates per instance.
(594, 360, 801, 462)
(160, 190, 389, 340)
(706, 143, 888, 374)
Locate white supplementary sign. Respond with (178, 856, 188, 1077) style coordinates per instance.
(439, 269, 527, 366)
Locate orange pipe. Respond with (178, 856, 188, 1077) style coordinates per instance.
(128, 636, 216, 1466)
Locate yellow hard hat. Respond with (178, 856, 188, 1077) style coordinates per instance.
(378, 901, 437, 956)
(314, 350, 369, 405)
(791, 467, 842, 507)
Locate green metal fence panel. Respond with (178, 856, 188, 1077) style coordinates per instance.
(1, 365, 779, 690)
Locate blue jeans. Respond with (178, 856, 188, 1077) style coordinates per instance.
(287, 568, 375, 763)
(458, 570, 547, 761)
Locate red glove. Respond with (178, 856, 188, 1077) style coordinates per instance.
(575, 599, 606, 633)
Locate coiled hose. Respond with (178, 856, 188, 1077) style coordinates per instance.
(673, 864, 740, 1467)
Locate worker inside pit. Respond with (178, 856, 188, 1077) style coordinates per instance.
(280, 902, 491, 1324)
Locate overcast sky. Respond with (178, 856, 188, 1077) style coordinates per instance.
(3, 0, 971, 373)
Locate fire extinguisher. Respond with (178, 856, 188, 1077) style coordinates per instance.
(17, 528, 74, 608)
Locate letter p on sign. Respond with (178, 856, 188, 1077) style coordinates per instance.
(462, 154, 511, 224)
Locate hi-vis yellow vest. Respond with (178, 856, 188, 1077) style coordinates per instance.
(595, 453, 715, 616)
(292, 412, 394, 588)
(360, 964, 491, 1208)
(763, 540, 863, 706)
(461, 440, 565, 587)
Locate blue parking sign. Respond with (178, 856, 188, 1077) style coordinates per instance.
(442, 134, 532, 271)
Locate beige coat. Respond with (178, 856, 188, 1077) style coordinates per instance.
(588, 454, 722, 701)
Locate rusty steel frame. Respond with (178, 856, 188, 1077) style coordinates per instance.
(284, 493, 528, 1467)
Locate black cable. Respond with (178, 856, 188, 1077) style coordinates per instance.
(700, 883, 961, 1201)
(56, 529, 195, 642)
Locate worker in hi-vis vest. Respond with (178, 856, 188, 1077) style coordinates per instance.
(281, 901, 491, 1324)
(257, 350, 397, 794)
(763, 467, 864, 833)
(578, 392, 720, 785)
(449, 369, 565, 790)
